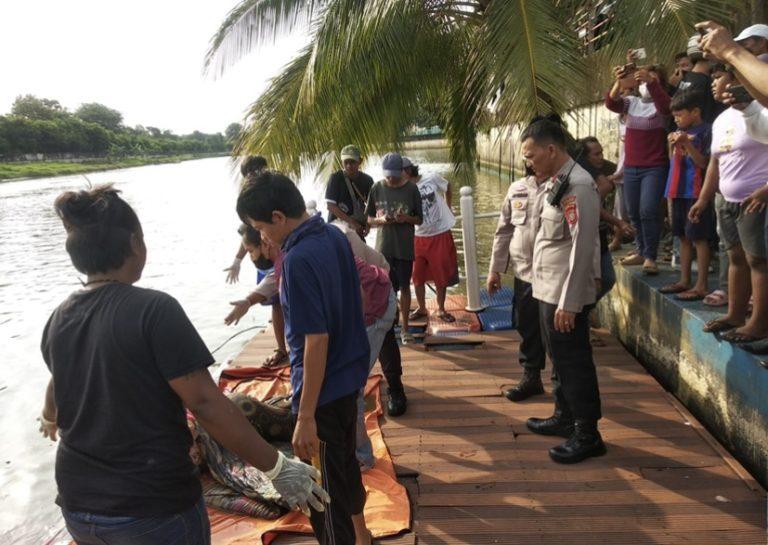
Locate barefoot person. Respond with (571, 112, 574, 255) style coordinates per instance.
(40, 186, 327, 545)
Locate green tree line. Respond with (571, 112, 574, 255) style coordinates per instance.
(0, 95, 242, 159)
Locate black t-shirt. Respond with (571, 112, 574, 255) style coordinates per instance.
(40, 283, 214, 516)
(675, 72, 725, 124)
(325, 170, 374, 223)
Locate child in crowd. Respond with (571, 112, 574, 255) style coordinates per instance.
(366, 152, 423, 344)
(401, 157, 458, 323)
(660, 90, 714, 300)
(236, 171, 372, 544)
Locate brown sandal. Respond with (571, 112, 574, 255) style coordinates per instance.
(263, 348, 288, 368)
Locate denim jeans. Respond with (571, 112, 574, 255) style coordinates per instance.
(356, 290, 397, 468)
(623, 165, 668, 260)
(63, 497, 210, 545)
(597, 250, 616, 301)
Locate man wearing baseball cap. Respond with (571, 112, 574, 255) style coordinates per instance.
(734, 24, 768, 56)
(325, 144, 375, 238)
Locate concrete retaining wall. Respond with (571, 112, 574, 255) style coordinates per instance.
(598, 263, 768, 487)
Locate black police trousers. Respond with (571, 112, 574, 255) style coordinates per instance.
(538, 301, 602, 422)
(513, 277, 545, 371)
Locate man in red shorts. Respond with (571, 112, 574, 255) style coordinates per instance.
(402, 158, 459, 323)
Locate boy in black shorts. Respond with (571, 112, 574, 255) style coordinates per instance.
(661, 90, 714, 300)
(366, 153, 423, 344)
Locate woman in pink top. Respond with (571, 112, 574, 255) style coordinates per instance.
(689, 67, 768, 344)
(354, 257, 397, 470)
(605, 63, 671, 274)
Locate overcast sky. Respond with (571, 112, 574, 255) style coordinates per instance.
(0, 1, 307, 134)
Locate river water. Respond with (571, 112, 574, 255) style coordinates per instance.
(0, 152, 510, 544)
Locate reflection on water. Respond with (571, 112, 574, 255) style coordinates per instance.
(0, 152, 510, 543)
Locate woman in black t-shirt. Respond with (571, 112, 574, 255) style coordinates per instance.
(39, 185, 328, 545)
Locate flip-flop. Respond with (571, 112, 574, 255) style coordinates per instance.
(703, 290, 728, 307)
(263, 348, 288, 368)
(720, 330, 767, 345)
(408, 309, 428, 321)
(675, 290, 706, 302)
(642, 264, 659, 276)
(660, 283, 688, 294)
(437, 311, 456, 323)
(703, 318, 740, 334)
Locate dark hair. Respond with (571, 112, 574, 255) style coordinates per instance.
(54, 185, 141, 275)
(576, 136, 601, 157)
(645, 64, 668, 89)
(240, 155, 268, 178)
(520, 120, 567, 149)
(237, 223, 261, 246)
(670, 89, 705, 113)
(404, 165, 420, 177)
(674, 52, 690, 62)
(236, 171, 305, 223)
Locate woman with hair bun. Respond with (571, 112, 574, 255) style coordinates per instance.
(39, 185, 327, 545)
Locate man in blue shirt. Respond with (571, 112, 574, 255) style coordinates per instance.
(237, 172, 372, 545)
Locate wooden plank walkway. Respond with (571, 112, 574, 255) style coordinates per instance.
(229, 324, 766, 544)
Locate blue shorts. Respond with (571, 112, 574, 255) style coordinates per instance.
(671, 198, 715, 242)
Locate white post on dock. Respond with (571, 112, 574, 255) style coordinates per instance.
(459, 186, 485, 312)
(306, 199, 317, 216)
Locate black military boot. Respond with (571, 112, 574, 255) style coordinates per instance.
(526, 410, 575, 437)
(387, 387, 407, 417)
(549, 420, 607, 464)
(504, 369, 544, 402)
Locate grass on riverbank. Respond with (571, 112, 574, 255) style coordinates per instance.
(0, 154, 228, 181)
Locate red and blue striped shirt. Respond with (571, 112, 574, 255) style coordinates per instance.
(665, 123, 712, 199)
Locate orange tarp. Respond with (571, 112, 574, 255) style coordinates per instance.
(211, 366, 411, 544)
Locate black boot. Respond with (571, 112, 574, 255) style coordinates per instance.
(549, 420, 607, 464)
(387, 387, 407, 417)
(526, 411, 575, 438)
(504, 370, 544, 402)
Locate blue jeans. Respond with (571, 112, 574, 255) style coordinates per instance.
(623, 165, 668, 260)
(356, 290, 397, 468)
(63, 497, 210, 545)
(597, 250, 616, 301)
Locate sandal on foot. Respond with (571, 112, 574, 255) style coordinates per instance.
(408, 309, 428, 321)
(620, 254, 644, 266)
(263, 348, 288, 368)
(642, 264, 659, 275)
(436, 311, 456, 323)
(675, 290, 706, 302)
(703, 318, 740, 334)
(703, 290, 728, 307)
(720, 330, 767, 345)
(660, 283, 688, 294)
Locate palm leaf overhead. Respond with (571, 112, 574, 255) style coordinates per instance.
(212, 0, 747, 174)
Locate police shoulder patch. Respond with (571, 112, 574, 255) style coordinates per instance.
(562, 195, 578, 226)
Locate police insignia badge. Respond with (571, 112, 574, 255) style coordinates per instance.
(562, 195, 578, 226)
(512, 199, 525, 209)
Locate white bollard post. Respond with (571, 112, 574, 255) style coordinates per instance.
(459, 186, 485, 312)
(306, 199, 317, 216)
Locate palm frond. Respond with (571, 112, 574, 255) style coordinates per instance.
(204, 0, 322, 77)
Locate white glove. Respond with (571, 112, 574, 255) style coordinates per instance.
(224, 258, 242, 284)
(38, 413, 58, 441)
(265, 451, 330, 516)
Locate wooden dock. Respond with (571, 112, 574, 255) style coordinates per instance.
(229, 323, 766, 544)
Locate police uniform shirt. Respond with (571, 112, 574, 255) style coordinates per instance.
(532, 158, 601, 313)
(489, 176, 545, 284)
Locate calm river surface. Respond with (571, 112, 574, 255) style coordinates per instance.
(0, 152, 510, 544)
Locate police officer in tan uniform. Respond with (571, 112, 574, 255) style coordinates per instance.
(488, 174, 548, 401)
(520, 120, 605, 464)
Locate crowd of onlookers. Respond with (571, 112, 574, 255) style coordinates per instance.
(587, 20, 768, 354)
